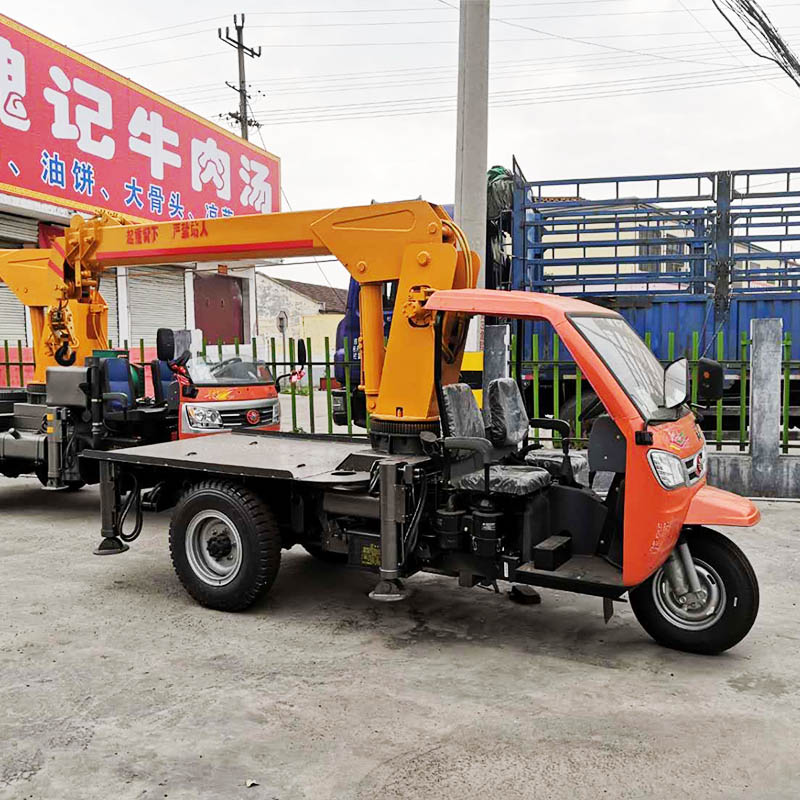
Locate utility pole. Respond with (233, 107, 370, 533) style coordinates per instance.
(218, 14, 262, 140)
(454, 0, 490, 349)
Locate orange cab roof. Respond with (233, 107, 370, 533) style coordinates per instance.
(425, 288, 619, 320)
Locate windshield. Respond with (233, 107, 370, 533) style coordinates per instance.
(188, 356, 274, 386)
(570, 315, 670, 420)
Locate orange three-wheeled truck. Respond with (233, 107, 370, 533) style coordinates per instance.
(29, 200, 758, 654)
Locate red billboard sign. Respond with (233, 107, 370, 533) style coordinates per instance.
(0, 14, 280, 222)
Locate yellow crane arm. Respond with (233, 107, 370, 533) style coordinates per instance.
(0, 201, 478, 424)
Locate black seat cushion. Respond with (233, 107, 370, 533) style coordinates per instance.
(453, 465, 551, 496)
(440, 382, 485, 438)
(525, 448, 590, 485)
(485, 378, 529, 447)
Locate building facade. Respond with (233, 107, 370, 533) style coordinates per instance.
(256, 274, 346, 363)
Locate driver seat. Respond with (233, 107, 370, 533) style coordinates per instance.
(441, 383, 551, 496)
(151, 359, 179, 408)
(484, 378, 589, 485)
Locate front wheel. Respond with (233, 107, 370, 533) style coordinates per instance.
(169, 480, 281, 611)
(629, 527, 759, 655)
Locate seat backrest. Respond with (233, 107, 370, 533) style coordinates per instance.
(485, 378, 529, 447)
(440, 383, 485, 438)
(588, 415, 627, 473)
(101, 357, 134, 411)
(151, 359, 175, 405)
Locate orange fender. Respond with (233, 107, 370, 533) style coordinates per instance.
(685, 484, 760, 528)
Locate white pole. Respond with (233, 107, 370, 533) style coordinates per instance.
(454, 0, 490, 349)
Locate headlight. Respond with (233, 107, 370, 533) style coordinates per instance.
(272, 401, 281, 422)
(648, 449, 687, 489)
(186, 405, 224, 429)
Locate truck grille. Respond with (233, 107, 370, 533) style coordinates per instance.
(219, 406, 275, 428)
(684, 446, 706, 485)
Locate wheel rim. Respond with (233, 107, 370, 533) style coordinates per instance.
(185, 510, 243, 586)
(652, 557, 727, 631)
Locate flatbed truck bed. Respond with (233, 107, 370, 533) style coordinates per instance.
(83, 429, 378, 483)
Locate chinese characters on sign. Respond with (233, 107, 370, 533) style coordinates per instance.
(0, 16, 280, 220)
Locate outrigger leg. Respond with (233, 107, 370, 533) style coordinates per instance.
(369, 461, 408, 602)
(93, 461, 130, 556)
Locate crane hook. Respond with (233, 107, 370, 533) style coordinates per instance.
(54, 342, 77, 366)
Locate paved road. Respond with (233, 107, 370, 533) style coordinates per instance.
(0, 478, 798, 799)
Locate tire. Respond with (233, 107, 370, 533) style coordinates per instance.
(169, 480, 281, 611)
(629, 527, 759, 655)
(303, 543, 348, 564)
(561, 390, 600, 439)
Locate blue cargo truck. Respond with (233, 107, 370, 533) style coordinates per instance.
(332, 166, 800, 432)
(509, 162, 800, 431)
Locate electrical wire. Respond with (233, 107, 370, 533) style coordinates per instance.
(115, 23, 800, 71)
(244, 68, 781, 126)
(246, 99, 341, 293)
(172, 39, 755, 105)
(711, 0, 800, 89)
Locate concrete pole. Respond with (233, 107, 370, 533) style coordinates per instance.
(749, 317, 782, 495)
(453, 0, 490, 350)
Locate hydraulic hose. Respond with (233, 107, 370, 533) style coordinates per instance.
(118, 473, 144, 543)
(401, 473, 428, 564)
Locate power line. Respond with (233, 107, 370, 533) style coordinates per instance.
(112, 32, 755, 71)
(254, 63, 771, 119)
(167, 33, 776, 98)
(173, 41, 750, 106)
(245, 99, 340, 291)
(712, 0, 800, 88)
(679, 0, 796, 98)
(249, 70, 782, 125)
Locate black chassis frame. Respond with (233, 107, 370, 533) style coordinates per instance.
(85, 421, 628, 601)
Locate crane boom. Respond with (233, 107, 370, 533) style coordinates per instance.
(0, 200, 478, 426)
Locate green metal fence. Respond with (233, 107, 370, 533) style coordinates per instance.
(0, 329, 796, 451)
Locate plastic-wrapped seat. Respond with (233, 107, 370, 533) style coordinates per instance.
(524, 447, 590, 486)
(439, 382, 550, 496)
(453, 464, 551, 496)
(484, 377, 588, 486)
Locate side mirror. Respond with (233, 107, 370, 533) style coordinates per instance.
(696, 357, 724, 403)
(156, 328, 175, 361)
(664, 357, 688, 408)
(296, 339, 307, 369)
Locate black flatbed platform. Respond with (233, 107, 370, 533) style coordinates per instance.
(82, 429, 381, 482)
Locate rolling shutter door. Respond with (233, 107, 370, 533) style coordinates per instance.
(0, 212, 38, 245)
(127, 267, 186, 347)
(0, 214, 35, 344)
(97, 272, 119, 346)
(0, 284, 27, 344)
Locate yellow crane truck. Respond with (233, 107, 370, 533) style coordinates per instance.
(8, 202, 762, 654)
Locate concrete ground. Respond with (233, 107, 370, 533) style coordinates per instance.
(1, 478, 798, 800)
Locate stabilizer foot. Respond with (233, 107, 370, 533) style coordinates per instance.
(93, 537, 129, 556)
(508, 585, 542, 605)
(369, 578, 407, 602)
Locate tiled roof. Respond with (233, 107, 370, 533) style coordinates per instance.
(269, 277, 348, 313)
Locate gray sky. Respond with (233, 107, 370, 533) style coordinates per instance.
(11, 0, 800, 286)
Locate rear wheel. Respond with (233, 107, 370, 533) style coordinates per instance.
(169, 480, 281, 611)
(629, 527, 759, 654)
